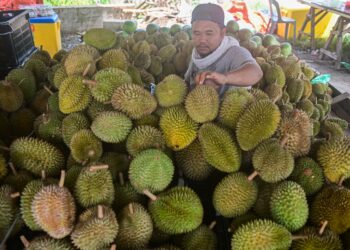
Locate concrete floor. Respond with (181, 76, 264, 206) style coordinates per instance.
(295, 50, 350, 94)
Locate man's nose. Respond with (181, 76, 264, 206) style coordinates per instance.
(198, 34, 207, 43)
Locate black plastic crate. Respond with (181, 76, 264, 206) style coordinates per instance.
(0, 10, 36, 70)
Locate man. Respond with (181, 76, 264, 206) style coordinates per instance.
(185, 3, 263, 95)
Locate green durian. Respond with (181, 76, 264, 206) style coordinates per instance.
(198, 123, 241, 173)
(213, 172, 257, 218)
(91, 111, 132, 143)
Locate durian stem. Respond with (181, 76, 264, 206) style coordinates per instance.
(8, 162, 17, 176)
(82, 79, 97, 86)
(42, 113, 49, 124)
(10, 192, 20, 198)
(17, 78, 26, 87)
(119, 172, 125, 186)
(110, 244, 116, 250)
(319, 220, 328, 235)
(0, 146, 10, 151)
(338, 176, 345, 187)
(98, 205, 104, 219)
(178, 170, 184, 178)
(128, 203, 134, 215)
(248, 171, 258, 181)
(143, 189, 157, 201)
(59, 170, 66, 188)
(209, 221, 216, 230)
(83, 63, 92, 77)
(280, 135, 289, 147)
(20, 235, 30, 248)
(292, 235, 308, 240)
(43, 85, 53, 95)
(28, 130, 35, 138)
(95, 56, 103, 63)
(41, 170, 46, 180)
(272, 95, 280, 104)
(45, 103, 49, 113)
(89, 165, 109, 172)
(2, 80, 11, 86)
(88, 150, 96, 157)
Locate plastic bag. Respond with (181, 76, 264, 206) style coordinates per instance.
(311, 74, 331, 85)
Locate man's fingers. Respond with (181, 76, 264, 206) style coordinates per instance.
(205, 73, 215, 79)
(199, 71, 211, 85)
(195, 74, 201, 85)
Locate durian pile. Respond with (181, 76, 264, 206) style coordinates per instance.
(0, 19, 349, 250)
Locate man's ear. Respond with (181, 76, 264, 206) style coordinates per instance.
(221, 27, 227, 37)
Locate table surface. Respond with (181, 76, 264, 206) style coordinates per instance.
(298, 0, 350, 17)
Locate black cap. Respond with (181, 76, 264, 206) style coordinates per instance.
(191, 3, 225, 28)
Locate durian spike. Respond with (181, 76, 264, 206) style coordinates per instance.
(9, 162, 17, 176)
(83, 63, 92, 77)
(128, 203, 134, 215)
(0, 146, 10, 151)
(43, 85, 53, 95)
(83, 79, 97, 86)
(10, 192, 20, 198)
(20, 235, 30, 248)
(209, 221, 216, 230)
(248, 171, 258, 181)
(292, 235, 308, 240)
(118, 172, 125, 186)
(319, 220, 328, 235)
(89, 164, 109, 172)
(338, 175, 345, 187)
(110, 244, 116, 250)
(143, 189, 157, 201)
(41, 170, 46, 180)
(98, 205, 104, 219)
(59, 170, 66, 188)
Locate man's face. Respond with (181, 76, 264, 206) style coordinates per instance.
(192, 20, 226, 57)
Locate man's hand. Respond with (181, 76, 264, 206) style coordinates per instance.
(205, 71, 228, 85)
(195, 71, 227, 89)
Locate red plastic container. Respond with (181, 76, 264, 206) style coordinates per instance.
(0, 0, 43, 11)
